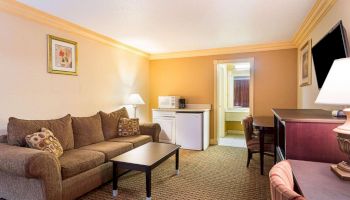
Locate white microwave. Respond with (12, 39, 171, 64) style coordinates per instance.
(158, 96, 181, 109)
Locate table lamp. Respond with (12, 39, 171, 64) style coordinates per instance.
(315, 57, 350, 180)
(127, 93, 145, 118)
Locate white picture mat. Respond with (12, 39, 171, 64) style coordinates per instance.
(51, 39, 76, 72)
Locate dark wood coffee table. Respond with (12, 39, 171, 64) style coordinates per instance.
(110, 142, 180, 200)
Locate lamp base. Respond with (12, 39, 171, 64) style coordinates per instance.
(331, 108, 350, 181)
(331, 162, 350, 181)
(132, 105, 137, 118)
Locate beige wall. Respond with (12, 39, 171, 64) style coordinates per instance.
(0, 12, 150, 134)
(150, 49, 298, 140)
(298, 0, 350, 110)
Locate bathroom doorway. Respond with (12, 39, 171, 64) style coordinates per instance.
(214, 58, 254, 147)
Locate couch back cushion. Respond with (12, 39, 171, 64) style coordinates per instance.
(7, 114, 74, 150)
(99, 107, 129, 140)
(72, 113, 105, 148)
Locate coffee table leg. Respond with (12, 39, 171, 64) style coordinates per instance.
(112, 162, 118, 197)
(176, 149, 179, 175)
(146, 168, 152, 200)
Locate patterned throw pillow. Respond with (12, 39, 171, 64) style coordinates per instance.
(25, 128, 64, 158)
(118, 118, 140, 137)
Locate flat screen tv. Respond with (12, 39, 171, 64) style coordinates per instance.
(312, 21, 349, 88)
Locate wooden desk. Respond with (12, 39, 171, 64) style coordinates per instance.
(290, 160, 350, 200)
(272, 109, 346, 163)
(253, 116, 274, 175)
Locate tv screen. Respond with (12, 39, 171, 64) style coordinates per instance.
(312, 21, 349, 88)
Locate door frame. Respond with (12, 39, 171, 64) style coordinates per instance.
(213, 58, 255, 144)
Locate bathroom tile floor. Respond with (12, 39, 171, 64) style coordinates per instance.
(218, 134, 246, 148)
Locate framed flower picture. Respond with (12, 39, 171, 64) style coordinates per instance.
(299, 39, 312, 86)
(48, 35, 78, 75)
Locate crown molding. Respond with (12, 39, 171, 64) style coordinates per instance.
(0, 0, 336, 60)
(293, 0, 337, 47)
(149, 41, 296, 60)
(0, 0, 149, 58)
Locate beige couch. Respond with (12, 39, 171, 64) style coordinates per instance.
(0, 109, 160, 200)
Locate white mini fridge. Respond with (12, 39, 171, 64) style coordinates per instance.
(175, 112, 203, 150)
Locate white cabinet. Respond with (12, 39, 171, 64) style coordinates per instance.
(152, 109, 210, 150)
(152, 111, 176, 144)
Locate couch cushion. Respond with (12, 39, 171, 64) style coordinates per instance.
(59, 149, 105, 180)
(7, 115, 74, 150)
(109, 135, 152, 148)
(79, 141, 133, 161)
(99, 107, 129, 140)
(72, 114, 105, 148)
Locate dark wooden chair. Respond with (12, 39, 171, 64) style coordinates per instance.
(243, 115, 274, 167)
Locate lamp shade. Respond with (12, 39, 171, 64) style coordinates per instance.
(128, 93, 145, 105)
(315, 57, 350, 105)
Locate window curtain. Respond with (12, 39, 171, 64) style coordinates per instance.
(234, 77, 249, 107)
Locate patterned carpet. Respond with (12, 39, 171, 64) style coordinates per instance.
(80, 145, 273, 200)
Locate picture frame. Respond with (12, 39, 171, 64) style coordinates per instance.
(47, 35, 78, 75)
(299, 39, 312, 87)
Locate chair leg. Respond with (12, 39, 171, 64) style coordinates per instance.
(247, 149, 252, 167)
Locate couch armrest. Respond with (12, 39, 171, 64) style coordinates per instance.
(0, 143, 62, 200)
(0, 135, 7, 143)
(140, 123, 161, 142)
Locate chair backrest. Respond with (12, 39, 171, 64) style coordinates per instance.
(269, 160, 305, 200)
(242, 115, 254, 142)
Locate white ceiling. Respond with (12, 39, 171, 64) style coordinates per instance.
(17, 0, 316, 54)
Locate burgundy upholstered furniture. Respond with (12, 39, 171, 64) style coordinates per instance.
(269, 160, 305, 200)
(243, 116, 273, 167)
